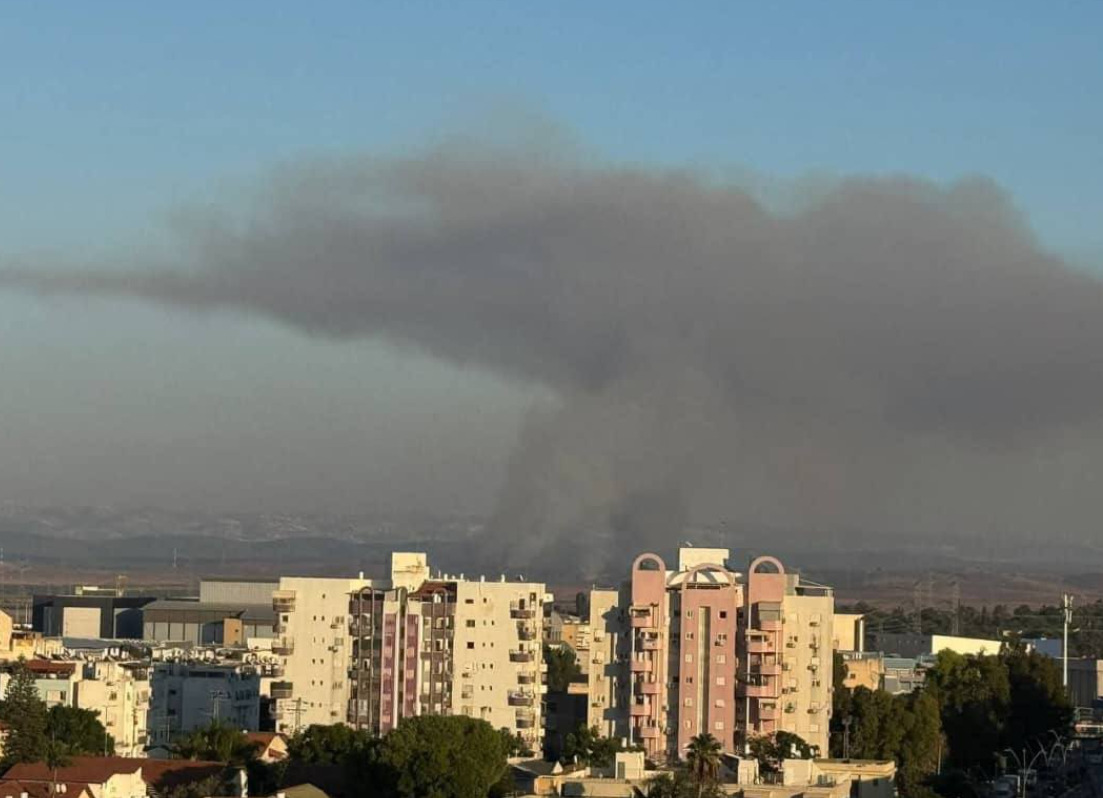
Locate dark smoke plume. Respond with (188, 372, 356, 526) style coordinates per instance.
(4, 143, 1103, 576)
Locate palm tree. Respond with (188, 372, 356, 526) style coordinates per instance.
(685, 733, 723, 798)
(44, 737, 71, 797)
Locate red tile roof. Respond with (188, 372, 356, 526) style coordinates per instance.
(5, 756, 225, 790)
(0, 779, 95, 798)
(22, 660, 76, 676)
(4, 757, 142, 785)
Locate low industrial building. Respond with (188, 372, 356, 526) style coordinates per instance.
(871, 632, 1002, 658)
(32, 591, 155, 639)
(142, 579, 277, 646)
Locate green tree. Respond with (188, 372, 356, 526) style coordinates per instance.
(895, 690, 943, 798)
(0, 661, 48, 765)
(685, 733, 722, 798)
(498, 729, 532, 758)
(46, 705, 114, 756)
(646, 769, 722, 798)
(748, 731, 814, 773)
(374, 715, 507, 798)
(926, 651, 1009, 770)
(173, 720, 259, 764)
(543, 645, 583, 692)
(287, 723, 376, 765)
(1002, 647, 1071, 752)
(43, 737, 72, 797)
(562, 724, 625, 767)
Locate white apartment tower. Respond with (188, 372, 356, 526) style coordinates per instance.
(271, 575, 373, 732)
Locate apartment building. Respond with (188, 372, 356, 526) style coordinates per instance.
(587, 548, 835, 762)
(271, 575, 373, 732)
(75, 661, 152, 757)
(585, 547, 742, 762)
(0, 659, 151, 757)
(346, 554, 549, 752)
(739, 556, 834, 755)
(586, 588, 628, 741)
(149, 662, 261, 745)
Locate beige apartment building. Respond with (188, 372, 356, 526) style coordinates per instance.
(271, 575, 374, 732)
(0, 659, 151, 757)
(346, 554, 548, 752)
(586, 588, 626, 740)
(740, 556, 834, 755)
(75, 661, 152, 757)
(275, 553, 548, 749)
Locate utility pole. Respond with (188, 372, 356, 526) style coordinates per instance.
(1062, 594, 1073, 689)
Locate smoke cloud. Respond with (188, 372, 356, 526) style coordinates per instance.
(5, 141, 1103, 575)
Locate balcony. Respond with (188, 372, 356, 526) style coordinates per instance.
(751, 663, 782, 677)
(510, 607, 536, 620)
(272, 591, 296, 613)
(638, 724, 660, 739)
(629, 658, 652, 673)
(747, 638, 774, 654)
(508, 692, 535, 707)
(629, 607, 655, 628)
(272, 638, 295, 656)
(630, 702, 651, 717)
(517, 673, 537, 685)
(758, 704, 779, 721)
(270, 681, 294, 700)
(510, 650, 536, 663)
(517, 626, 538, 642)
(638, 680, 660, 695)
(740, 683, 777, 698)
(516, 711, 536, 729)
(758, 618, 783, 631)
(639, 635, 660, 651)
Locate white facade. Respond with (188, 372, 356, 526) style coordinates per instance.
(450, 578, 548, 751)
(149, 662, 261, 744)
(272, 575, 373, 732)
(75, 662, 152, 757)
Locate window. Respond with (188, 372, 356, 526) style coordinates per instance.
(719, 610, 728, 619)
(714, 721, 724, 731)
(467, 642, 475, 649)
(716, 654, 726, 664)
(466, 620, 476, 628)
(684, 697, 694, 707)
(465, 598, 474, 604)
(715, 698, 725, 707)
(685, 653, 693, 663)
(716, 676, 726, 686)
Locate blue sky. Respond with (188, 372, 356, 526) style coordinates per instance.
(1, 1, 1101, 513)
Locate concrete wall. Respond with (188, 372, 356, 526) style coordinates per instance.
(200, 580, 278, 606)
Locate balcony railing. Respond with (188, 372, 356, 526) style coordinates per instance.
(270, 681, 294, 700)
(272, 591, 297, 613)
(510, 607, 536, 619)
(508, 691, 535, 707)
(509, 650, 535, 663)
(272, 638, 295, 656)
(517, 627, 537, 641)
(517, 673, 537, 685)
